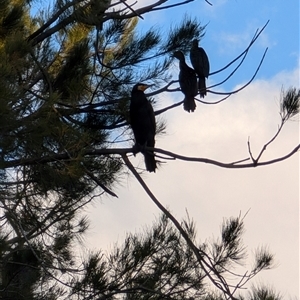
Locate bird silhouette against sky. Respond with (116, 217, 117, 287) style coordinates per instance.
(130, 83, 157, 172)
(190, 39, 210, 98)
(173, 51, 198, 112)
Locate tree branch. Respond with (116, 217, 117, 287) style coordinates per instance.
(121, 153, 237, 299)
(3, 142, 299, 170)
(251, 120, 285, 164)
(208, 48, 268, 96)
(209, 20, 269, 77)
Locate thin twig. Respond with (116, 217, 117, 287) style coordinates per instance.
(254, 120, 285, 163)
(209, 48, 268, 96)
(119, 0, 144, 19)
(209, 20, 269, 76)
(83, 165, 118, 197)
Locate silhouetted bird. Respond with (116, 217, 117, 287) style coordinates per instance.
(130, 83, 157, 172)
(173, 51, 198, 112)
(190, 39, 210, 98)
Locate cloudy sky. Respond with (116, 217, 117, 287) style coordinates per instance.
(85, 0, 299, 298)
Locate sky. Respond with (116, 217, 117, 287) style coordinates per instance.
(81, 0, 300, 298)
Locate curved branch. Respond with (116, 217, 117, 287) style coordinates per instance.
(152, 144, 300, 168)
(121, 153, 235, 298)
(103, 0, 195, 21)
(155, 100, 183, 115)
(27, 0, 76, 43)
(209, 20, 269, 76)
(248, 119, 285, 165)
(3, 142, 299, 170)
(119, 0, 144, 19)
(208, 47, 268, 96)
(144, 21, 269, 111)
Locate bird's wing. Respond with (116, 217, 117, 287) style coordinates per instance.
(146, 101, 156, 136)
(199, 48, 210, 78)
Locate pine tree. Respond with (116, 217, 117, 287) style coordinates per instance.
(0, 0, 298, 299)
(0, 1, 204, 298)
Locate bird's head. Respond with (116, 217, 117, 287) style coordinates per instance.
(192, 39, 199, 46)
(133, 83, 151, 92)
(172, 51, 185, 61)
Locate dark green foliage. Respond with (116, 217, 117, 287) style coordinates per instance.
(0, 0, 24, 37)
(52, 39, 92, 103)
(162, 16, 205, 54)
(70, 214, 275, 300)
(0, 1, 213, 298)
(111, 29, 161, 67)
(0, 1, 285, 300)
(1, 246, 41, 300)
(221, 216, 246, 261)
(72, 215, 205, 299)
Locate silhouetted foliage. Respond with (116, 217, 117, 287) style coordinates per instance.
(0, 0, 298, 299)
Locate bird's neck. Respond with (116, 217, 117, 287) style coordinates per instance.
(179, 59, 188, 69)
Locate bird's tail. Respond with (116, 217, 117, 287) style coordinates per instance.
(144, 151, 157, 172)
(183, 96, 196, 113)
(198, 77, 207, 98)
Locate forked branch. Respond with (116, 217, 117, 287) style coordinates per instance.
(147, 21, 269, 112)
(248, 87, 300, 164)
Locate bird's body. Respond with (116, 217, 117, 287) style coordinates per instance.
(173, 51, 198, 113)
(130, 83, 157, 172)
(190, 39, 210, 98)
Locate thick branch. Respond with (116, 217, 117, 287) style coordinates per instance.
(152, 145, 300, 168)
(3, 143, 299, 170)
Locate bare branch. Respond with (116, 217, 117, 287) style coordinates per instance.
(155, 100, 183, 115)
(208, 48, 268, 96)
(152, 145, 300, 168)
(209, 20, 269, 76)
(119, 0, 144, 19)
(121, 153, 237, 299)
(83, 166, 118, 198)
(27, 0, 76, 43)
(4, 140, 299, 171)
(103, 0, 196, 21)
(195, 94, 231, 105)
(247, 137, 256, 163)
(249, 120, 285, 164)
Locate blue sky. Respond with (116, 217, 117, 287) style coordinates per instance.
(137, 0, 299, 90)
(87, 0, 299, 299)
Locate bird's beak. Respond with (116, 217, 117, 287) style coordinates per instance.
(139, 84, 152, 91)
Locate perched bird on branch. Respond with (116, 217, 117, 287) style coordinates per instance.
(130, 83, 157, 172)
(173, 51, 198, 112)
(190, 39, 210, 98)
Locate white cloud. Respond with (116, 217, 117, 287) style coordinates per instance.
(86, 68, 299, 297)
(215, 26, 273, 56)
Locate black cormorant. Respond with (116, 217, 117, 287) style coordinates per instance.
(130, 83, 157, 172)
(190, 39, 210, 98)
(173, 51, 198, 112)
